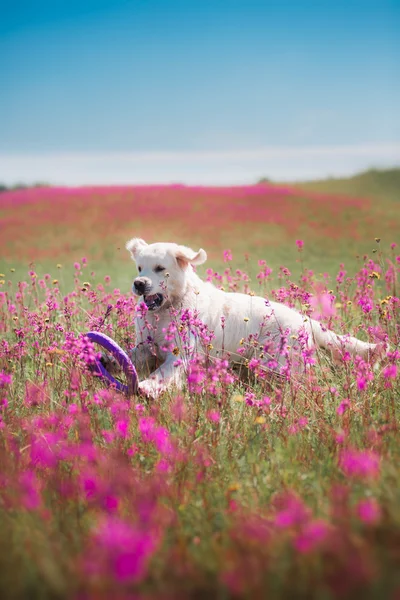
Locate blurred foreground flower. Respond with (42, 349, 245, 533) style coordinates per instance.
(339, 449, 380, 481)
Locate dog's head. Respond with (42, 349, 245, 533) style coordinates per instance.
(126, 238, 207, 311)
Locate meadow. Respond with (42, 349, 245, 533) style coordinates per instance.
(0, 168, 399, 599)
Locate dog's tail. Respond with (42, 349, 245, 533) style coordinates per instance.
(308, 319, 386, 363)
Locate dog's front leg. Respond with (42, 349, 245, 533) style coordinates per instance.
(138, 352, 184, 399)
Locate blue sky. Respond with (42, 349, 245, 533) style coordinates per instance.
(0, 0, 399, 184)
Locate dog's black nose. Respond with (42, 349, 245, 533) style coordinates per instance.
(134, 278, 146, 295)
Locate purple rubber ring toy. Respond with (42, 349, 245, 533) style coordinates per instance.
(85, 331, 138, 395)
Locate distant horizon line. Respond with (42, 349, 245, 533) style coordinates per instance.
(2, 165, 399, 190)
(1, 142, 399, 186)
(2, 142, 400, 162)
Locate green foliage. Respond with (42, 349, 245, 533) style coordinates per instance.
(297, 167, 400, 204)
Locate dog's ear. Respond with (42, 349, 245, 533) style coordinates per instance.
(126, 238, 148, 260)
(175, 245, 207, 269)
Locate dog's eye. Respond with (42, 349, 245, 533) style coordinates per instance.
(154, 266, 165, 273)
(138, 266, 142, 273)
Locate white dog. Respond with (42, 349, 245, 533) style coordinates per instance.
(126, 238, 383, 398)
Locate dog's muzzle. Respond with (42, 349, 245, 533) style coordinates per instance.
(132, 278, 164, 311)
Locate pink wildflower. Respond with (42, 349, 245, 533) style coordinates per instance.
(337, 398, 350, 415)
(223, 249, 232, 262)
(103, 495, 119, 513)
(153, 427, 174, 455)
(309, 291, 336, 320)
(83, 476, 99, 500)
(275, 494, 310, 528)
(340, 449, 380, 480)
(19, 470, 41, 510)
(294, 519, 329, 553)
(102, 430, 115, 444)
(0, 372, 12, 387)
(116, 418, 129, 438)
(156, 458, 172, 473)
(92, 516, 158, 583)
(207, 410, 221, 423)
(139, 417, 157, 442)
(127, 444, 138, 457)
(383, 364, 397, 380)
(356, 498, 381, 524)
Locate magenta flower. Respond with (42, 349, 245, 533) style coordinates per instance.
(127, 444, 138, 457)
(103, 495, 119, 513)
(0, 371, 12, 387)
(139, 417, 175, 456)
(156, 458, 172, 473)
(339, 449, 380, 480)
(337, 398, 350, 415)
(223, 249, 232, 262)
(91, 516, 158, 583)
(19, 470, 41, 510)
(275, 494, 310, 528)
(138, 416, 157, 442)
(356, 498, 381, 524)
(383, 364, 397, 380)
(115, 418, 129, 438)
(358, 297, 374, 313)
(309, 290, 336, 320)
(83, 475, 99, 500)
(187, 361, 206, 394)
(102, 430, 115, 444)
(294, 519, 329, 553)
(207, 410, 221, 423)
(30, 432, 65, 468)
(298, 417, 308, 429)
(153, 426, 174, 455)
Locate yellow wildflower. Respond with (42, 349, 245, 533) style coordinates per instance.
(232, 394, 244, 403)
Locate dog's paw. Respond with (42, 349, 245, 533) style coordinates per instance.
(138, 379, 164, 399)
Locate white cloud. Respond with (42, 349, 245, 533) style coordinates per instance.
(0, 143, 399, 186)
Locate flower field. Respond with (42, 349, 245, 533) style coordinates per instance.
(2, 176, 399, 285)
(0, 176, 400, 598)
